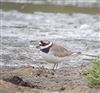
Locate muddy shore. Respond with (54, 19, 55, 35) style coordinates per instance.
(0, 66, 100, 93)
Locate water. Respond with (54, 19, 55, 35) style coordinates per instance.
(1, 0, 100, 7)
(0, 10, 100, 69)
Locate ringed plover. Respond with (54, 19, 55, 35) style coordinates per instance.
(36, 40, 81, 70)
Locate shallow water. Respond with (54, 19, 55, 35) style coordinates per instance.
(0, 10, 100, 69)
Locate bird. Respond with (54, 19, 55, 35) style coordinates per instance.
(36, 40, 81, 70)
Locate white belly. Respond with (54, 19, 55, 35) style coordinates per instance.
(40, 52, 62, 64)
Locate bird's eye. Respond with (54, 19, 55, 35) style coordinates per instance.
(39, 44, 42, 46)
(39, 40, 49, 46)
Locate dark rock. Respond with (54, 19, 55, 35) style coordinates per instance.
(9, 76, 23, 85)
(3, 76, 33, 88)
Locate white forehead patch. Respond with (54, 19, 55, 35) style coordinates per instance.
(40, 42, 53, 50)
(39, 42, 41, 45)
(45, 41, 49, 43)
(39, 40, 49, 45)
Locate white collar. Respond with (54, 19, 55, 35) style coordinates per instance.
(40, 42, 53, 50)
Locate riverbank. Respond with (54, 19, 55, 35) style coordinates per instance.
(0, 2, 98, 14)
(0, 66, 100, 93)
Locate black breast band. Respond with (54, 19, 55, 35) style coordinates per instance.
(40, 44, 52, 53)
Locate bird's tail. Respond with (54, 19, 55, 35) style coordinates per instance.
(72, 52, 98, 57)
(72, 52, 81, 56)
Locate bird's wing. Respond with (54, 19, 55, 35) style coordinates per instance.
(50, 44, 73, 57)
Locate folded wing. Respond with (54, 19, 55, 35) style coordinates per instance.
(50, 43, 73, 57)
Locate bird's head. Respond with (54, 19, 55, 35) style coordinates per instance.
(36, 40, 53, 50)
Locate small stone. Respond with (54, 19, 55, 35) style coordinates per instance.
(60, 87, 65, 90)
(45, 75, 48, 77)
(51, 72, 54, 75)
(37, 73, 40, 76)
(32, 66, 34, 69)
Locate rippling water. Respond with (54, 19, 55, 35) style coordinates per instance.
(0, 10, 100, 68)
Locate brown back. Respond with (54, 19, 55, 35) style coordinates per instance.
(50, 43, 73, 57)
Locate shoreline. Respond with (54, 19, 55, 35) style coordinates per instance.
(0, 66, 100, 93)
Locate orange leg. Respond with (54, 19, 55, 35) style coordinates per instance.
(52, 63, 58, 70)
(55, 63, 58, 69)
(52, 63, 56, 70)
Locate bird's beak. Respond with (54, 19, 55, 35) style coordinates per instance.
(36, 45, 40, 48)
